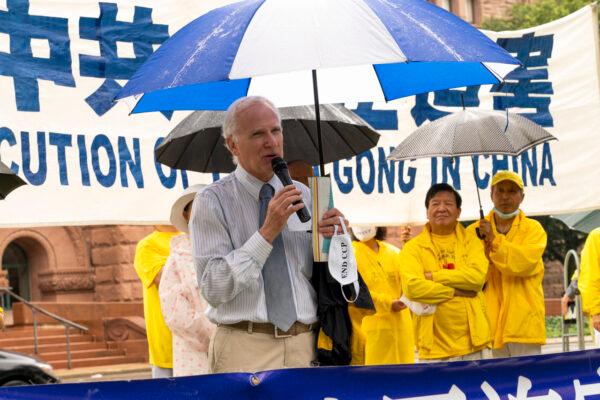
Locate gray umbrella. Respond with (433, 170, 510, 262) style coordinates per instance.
(389, 109, 556, 159)
(0, 161, 25, 199)
(156, 104, 380, 173)
(388, 109, 557, 221)
(553, 210, 600, 233)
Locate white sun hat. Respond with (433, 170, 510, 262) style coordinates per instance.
(170, 184, 206, 233)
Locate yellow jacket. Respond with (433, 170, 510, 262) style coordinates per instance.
(134, 230, 179, 368)
(349, 241, 414, 365)
(468, 211, 547, 348)
(399, 223, 490, 359)
(579, 228, 600, 316)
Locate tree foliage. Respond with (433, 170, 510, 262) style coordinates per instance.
(532, 216, 587, 262)
(482, 0, 599, 31)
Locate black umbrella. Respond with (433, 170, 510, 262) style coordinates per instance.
(0, 161, 25, 199)
(155, 104, 380, 173)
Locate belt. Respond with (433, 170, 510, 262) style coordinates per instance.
(221, 321, 318, 338)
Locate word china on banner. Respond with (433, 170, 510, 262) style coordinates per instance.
(0, 1, 598, 226)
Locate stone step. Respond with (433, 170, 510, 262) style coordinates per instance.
(51, 355, 147, 370)
(5, 340, 114, 355)
(1, 326, 72, 339)
(41, 348, 126, 362)
(0, 333, 91, 347)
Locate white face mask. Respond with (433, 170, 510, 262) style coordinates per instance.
(493, 207, 520, 220)
(353, 226, 377, 242)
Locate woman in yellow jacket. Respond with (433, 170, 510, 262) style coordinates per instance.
(579, 227, 600, 346)
(349, 226, 415, 365)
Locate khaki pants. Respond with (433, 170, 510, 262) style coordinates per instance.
(492, 343, 541, 358)
(208, 325, 316, 373)
(419, 349, 491, 363)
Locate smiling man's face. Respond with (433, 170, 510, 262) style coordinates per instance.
(226, 101, 284, 182)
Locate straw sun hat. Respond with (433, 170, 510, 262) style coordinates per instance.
(170, 184, 206, 233)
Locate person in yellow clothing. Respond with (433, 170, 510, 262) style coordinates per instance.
(468, 171, 547, 358)
(349, 226, 414, 365)
(399, 183, 490, 362)
(134, 226, 179, 378)
(578, 227, 600, 346)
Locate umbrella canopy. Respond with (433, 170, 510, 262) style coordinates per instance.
(116, 0, 520, 113)
(0, 161, 26, 200)
(388, 109, 557, 160)
(553, 210, 600, 234)
(387, 110, 557, 219)
(156, 104, 380, 173)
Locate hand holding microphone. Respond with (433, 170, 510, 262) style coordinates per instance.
(271, 157, 311, 223)
(258, 157, 311, 244)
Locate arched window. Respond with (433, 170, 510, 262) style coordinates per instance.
(2, 242, 30, 308)
(438, 0, 451, 11)
(464, 0, 475, 23)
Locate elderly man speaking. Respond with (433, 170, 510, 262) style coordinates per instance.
(468, 170, 547, 358)
(190, 96, 347, 373)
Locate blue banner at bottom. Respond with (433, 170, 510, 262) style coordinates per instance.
(1, 349, 600, 399)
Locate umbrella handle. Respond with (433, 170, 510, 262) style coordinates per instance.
(476, 227, 485, 240)
(476, 207, 486, 239)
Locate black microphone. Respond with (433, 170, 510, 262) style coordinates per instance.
(271, 157, 311, 223)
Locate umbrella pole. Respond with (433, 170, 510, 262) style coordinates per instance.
(312, 69, 326, 177)
(471, 156, 485, 219)
(472, 156, 486, 239)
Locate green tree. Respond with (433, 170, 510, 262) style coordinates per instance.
(482, 0, 599, 31)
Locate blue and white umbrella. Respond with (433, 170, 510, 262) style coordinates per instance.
(117, 0, 519, 112)
(116, 0, 519, 171)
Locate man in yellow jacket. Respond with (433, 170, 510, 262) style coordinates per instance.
(468, 171, 547, 358)
(578, 227, 600, 346)
(400, 183, 490, 361)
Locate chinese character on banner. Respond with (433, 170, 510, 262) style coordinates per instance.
(352, 102, 399, 130)
(410, 86, 481, 127)
(491, 33, 555, 127)
(482, 377, 561, 400)
(0, 0, 75, 112)
(79, 2, 170, 117)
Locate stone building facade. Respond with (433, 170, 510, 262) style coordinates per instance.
(0, 226, 152, 306)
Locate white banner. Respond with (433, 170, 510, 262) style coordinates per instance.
(0, 2, 598, 226)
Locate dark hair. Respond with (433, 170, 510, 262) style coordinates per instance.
(425, 183, 462, 209)
(375, 227, 387, 241)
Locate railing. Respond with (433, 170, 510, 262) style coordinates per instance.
(0, 287, 88, 369)
(562, 250, 585, 352)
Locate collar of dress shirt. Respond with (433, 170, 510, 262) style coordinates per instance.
(234, 164, 283, 201)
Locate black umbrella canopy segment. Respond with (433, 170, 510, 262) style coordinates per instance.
(0, 161, 26, 200)
(388, 109, 557, 218)
(553, 210, 600, 234)
(156, 104, 380, 173)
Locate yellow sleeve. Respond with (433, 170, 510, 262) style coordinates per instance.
(432, 233, 488, 291)
(134, 238, 167, 289)
(399, 242, 454, 304)
(354, 243, 395, 312)
(488, 219, 546, 278)
(580, 230, 600, 316)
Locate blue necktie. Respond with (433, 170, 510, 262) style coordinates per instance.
(259, 183, 297, 331)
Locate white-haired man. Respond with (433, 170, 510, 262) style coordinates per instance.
(190, 96, 347, 373)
